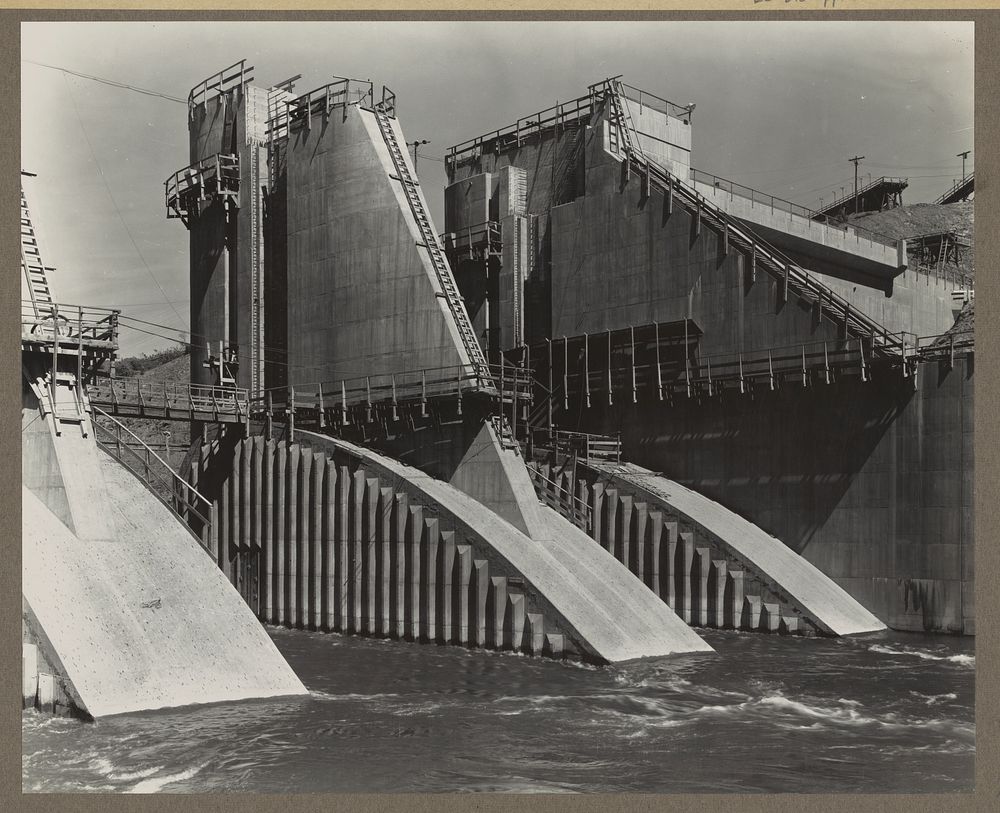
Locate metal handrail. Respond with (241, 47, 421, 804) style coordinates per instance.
(689, 167, 899, 249)
(528, 465, 591, 531)
(89, 377, 250, 418)
(164, 153, 240, 219)
(816, 175, 909, 217)
(20, 301, 119, 346)
(441, 220, 502, 255)
(92, 406, 213, 551)
(284, 77, 374, 133)
(256, 362, 533, 416)
(933, 173, 974, 205)
(189, 60, 252, 108)
(448, 91, 598, 166)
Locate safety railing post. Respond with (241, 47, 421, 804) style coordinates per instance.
(289, 386, 296, 442)
(318, 383, 326, 428)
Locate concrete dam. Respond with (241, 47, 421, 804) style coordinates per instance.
(22, 61, 972, 719)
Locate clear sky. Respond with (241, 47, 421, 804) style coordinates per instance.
(21, 20, 973, 357)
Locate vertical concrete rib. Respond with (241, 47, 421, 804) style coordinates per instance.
(420, 518, 439, 641)
(488, 575, 507, 649)
(709, 559, 727, 628)
(310, 453, 324, 629)
(363, 477, 379, 634)
(229, 442, 239, 580)
(504, 592, 526, 651)
(454, 545, 472, 646)
(694, 546, 711, 626)
(616, 494, 633, 569)
(742, 595, 763, 631)
(726, 570, 745, 629)
(240, 438, 251, 552)
(274, 444, 286, 625)
(647, 510, 663, 595)
(526, 613, 545, 655)
(323, 459, 337, 631)
(287, 444, 300, 627)
(632, 502, 648, 580)
(298, 450, 312, 629)
(663, 520, 678, 610)
(676, 531, 694, 623)
(392, 491, 408, 638)
(471, 559, 489, 647)
(590, 482, 605, 549)
(350, 469, 366, 634)
(377, 486, 393, 636)
(251, 439, 262, 553)
(336, 465, 351, 631)
(406, 505, 423, 640)
(262, 439, 275, 623)
(602, 488, 618, 555)
(437, 531, 456, 643)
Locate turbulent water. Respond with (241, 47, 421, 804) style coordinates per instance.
(22, 627, 974, 793)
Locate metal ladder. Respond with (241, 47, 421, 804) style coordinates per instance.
(21, 186, 55, 319)
(372, 103, 490, 379)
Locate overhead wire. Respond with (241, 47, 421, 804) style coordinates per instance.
(23, 58, 187, 104)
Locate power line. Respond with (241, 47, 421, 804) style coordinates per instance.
(24, 58, 186, 104)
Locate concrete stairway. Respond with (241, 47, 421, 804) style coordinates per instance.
(190, 429, 713, 663)
(527, 458, 886, 637)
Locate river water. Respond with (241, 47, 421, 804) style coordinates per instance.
(22, 626, 974, 794)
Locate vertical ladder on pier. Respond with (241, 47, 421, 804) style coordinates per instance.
(21, 185, 55, 319)
(371, 103, 490, 378)
(605, 79, 640, 160)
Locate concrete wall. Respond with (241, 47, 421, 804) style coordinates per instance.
(568, 357, 974, 634)
(550, 129, 843, 358)
(623, 97, 691, 178)
(814, 264, 960, 339)
(188, 88, 241, 388)
(284, 104, 468, 384)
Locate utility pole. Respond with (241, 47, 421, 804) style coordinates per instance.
(849, 155, 865, 215)
(409, 139, 430, 173)
(957, 150, 971, 181)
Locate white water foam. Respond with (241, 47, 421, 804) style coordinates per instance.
(910, 691, 958, 706)
(126, 764, 204, 793)
(869, 644, 975, 667)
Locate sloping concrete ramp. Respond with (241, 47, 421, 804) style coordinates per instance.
(281, 431, 713, 662)
(576, 461, 886, 636)
(22, 441, 306, 718)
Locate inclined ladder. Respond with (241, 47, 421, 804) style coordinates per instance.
(21, 186, 55, 319)
(372, 103, 491, 381)
(603, 80, 903, 358)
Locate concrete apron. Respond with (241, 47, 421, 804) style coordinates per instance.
(21, 394, 307, 719)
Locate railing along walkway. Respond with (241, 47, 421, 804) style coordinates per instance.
(89, 377, 250, 423)
(527, 464, 592, 532)
(93, 406, 214, 552)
